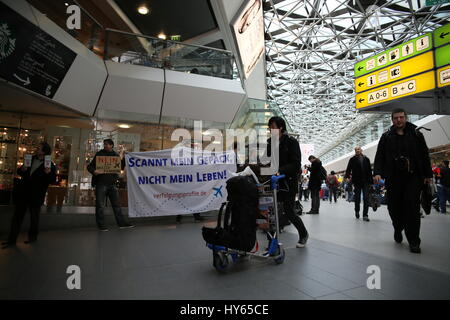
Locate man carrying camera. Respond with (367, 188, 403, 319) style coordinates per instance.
(373, 109, 432, 254)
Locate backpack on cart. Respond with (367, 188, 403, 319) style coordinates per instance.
(202, 175, 258, 252)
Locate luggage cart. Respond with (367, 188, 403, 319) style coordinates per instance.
(207, 175, 286, 272)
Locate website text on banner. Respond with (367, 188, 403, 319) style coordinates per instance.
(125, 148, 237, 217)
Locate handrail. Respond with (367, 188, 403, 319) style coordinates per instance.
(104, 28, 233, 55)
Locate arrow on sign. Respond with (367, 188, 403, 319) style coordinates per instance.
(358, 82, 364, 87)
(359, 98, 365, 103)
(358, 66, 364, 71)
(440, 32, 449, 39)
(13, 74, 31, 86)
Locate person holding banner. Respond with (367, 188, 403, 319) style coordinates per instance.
(87, 139, 134, 231)
(2, 142, 56, 248)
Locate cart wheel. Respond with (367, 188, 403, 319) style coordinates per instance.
(213, 251, 229, 271)
(274, 246, 285, 264)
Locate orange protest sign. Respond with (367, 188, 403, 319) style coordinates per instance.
(96, 156, 121, 174)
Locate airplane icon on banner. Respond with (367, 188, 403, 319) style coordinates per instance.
(213, 186, 223, 198)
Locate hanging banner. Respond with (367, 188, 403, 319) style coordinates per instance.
(125, 148, 236, 217)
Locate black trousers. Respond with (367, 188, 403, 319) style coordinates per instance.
(354, 184, 369, 216)
(386, 175, 422, 246)
(279, 193, 308, 239)
(8, 202, 41, 243)
(310, 188, 320, 213)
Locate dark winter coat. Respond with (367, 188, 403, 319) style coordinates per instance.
(308, 159, 323, 190)
(13, 156, 56, 206)
(345, 155, 373, 186)
(374, 122, 432, 181)
(87, 149, 123, 187)
(267, 133, 301, 196)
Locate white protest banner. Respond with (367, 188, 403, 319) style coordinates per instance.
(125, 148, 237, 217)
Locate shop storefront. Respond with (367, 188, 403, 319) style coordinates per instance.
(0, 108, 228, 210)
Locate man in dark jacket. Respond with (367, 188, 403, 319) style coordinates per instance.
(307, 155, 323, 214)
(345, 146, 372, 221)
(2, 142, 56, 248)
(87, 139, 134, 231)
(267, 117, 309, 247)
(374, 109, 432, 254)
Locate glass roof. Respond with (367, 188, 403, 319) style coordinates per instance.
(264, 0, 450, 157)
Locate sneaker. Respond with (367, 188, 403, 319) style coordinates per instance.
(409, 245, 421, 254)
(98, 227, 109, 232)
(394, 230, 403, 243)
(355, 212, 360, 219)
(296, 233, 309, 248)
(363, 216, 370, 222)
(119, 224, 135, 229)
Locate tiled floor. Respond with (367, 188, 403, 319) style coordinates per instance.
(1, 200, 449, 300)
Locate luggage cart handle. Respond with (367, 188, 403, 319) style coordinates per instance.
(271, 174, 286, 190)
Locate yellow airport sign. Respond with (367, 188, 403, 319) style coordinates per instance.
(356, 71, 436, 109)
(354, 33, 432, 78)
(354, 51, 434, 93)
(437, 66, 450, 88)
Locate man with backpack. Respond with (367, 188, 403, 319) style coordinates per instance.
(306, 155, 326, 214)
(326, 171, 339, 203)
(345, 146, 373, 221)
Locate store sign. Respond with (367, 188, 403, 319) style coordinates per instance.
(96, 156, 121, 174)
(125, 148, 236, 217)
(0, 2, 76, 98)
(356, 71, 436, 109)
(437, 66, 450, 87)
(231, 0, 265, 79)
(354, 51, 434, 93)
(426, 0, 450, 7)
(354, 33, 432, 78)
(435, 44, 450, 67)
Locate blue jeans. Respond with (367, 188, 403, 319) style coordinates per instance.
(95, 184, 127, 228)
(437, 185, 450, 213)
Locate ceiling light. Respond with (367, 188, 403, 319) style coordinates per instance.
(138, 5, 150, 15)
(118, 124, 131, 129)
(158, 33, 167, 40)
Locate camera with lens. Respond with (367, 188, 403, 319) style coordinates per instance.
(395, 156, 410, 173)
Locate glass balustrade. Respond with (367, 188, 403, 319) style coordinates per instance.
(25, 0, 240, 80)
